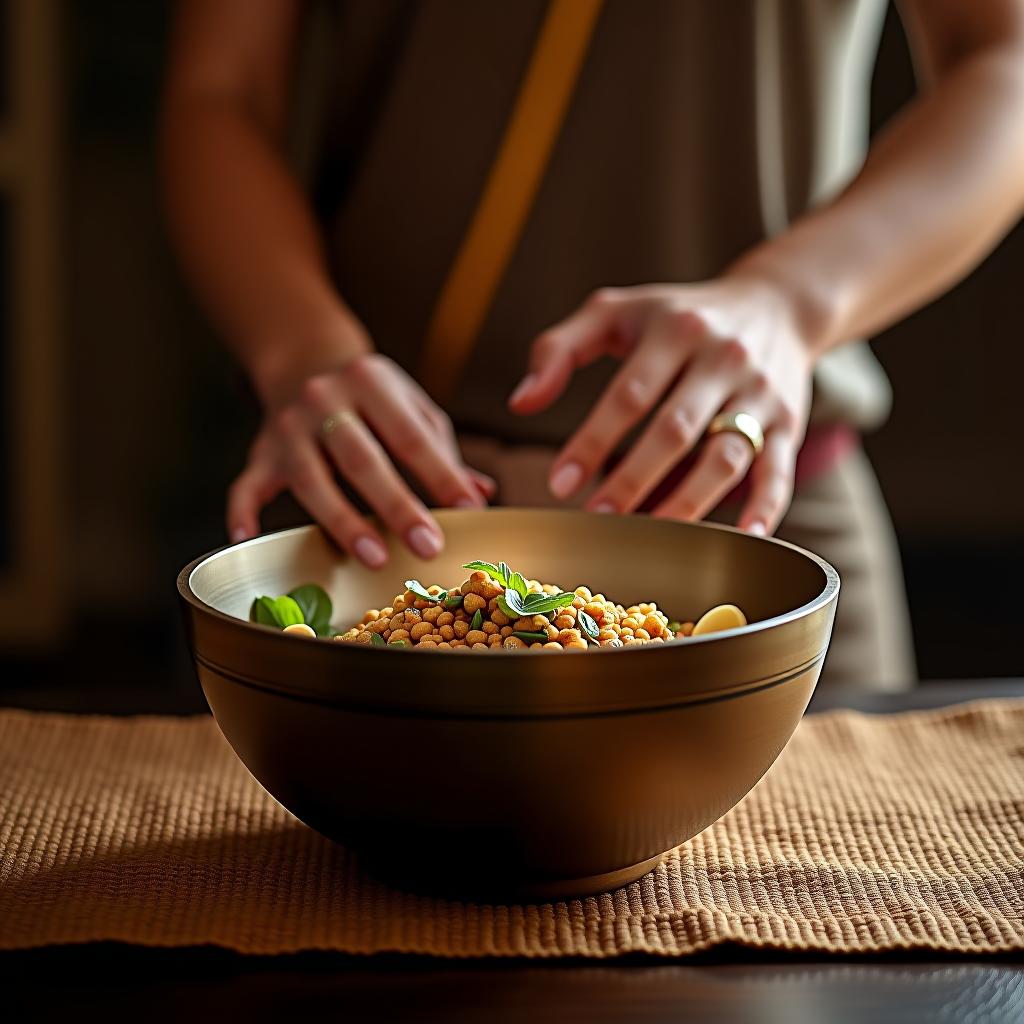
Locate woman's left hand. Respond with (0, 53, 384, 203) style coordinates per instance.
(508, 275, 816, 535)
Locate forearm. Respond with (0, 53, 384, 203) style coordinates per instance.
(733, 41, 1024, 354)
(160, 96, 369, 407)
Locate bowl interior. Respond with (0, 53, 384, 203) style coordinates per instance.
(188, 508, 834, 641)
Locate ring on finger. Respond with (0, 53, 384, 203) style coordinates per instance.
(706, 411, 765, 456)
(320, 409, 360, 438)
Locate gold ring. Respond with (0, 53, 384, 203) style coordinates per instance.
(320, 409, 359, 437)
(707, 411, 764, 455)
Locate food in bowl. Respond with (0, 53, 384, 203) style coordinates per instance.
(250, 558, 748, 651)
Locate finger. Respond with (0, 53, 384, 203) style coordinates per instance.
(736, 430, 797, 535)
(358, 391, 485, 510)
(278, 419, 390, 568)
(508, 289, 623, 415)
(545, 315, 697, 500)
(319, 411, 446, 559)
(226, 459, 283, 543)
(583, 334, 745, 511)
(408, 387, 497, 501)
(468, 468, 498, 499)
(652, 430, 757, 522)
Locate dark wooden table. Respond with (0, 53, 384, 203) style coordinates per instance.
(3, 680, 1023, 1024)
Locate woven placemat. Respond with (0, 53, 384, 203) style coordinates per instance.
(1, 701, 1022, 956)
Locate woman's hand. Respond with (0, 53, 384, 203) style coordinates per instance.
(509, 275, 816, 534)
(229, 353, 495, 567)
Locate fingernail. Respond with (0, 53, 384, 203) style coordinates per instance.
(407, 523, 443, 559)
(591, 502, 616, 514)
(747, 521, 767, 536)
(230, 527, 250, 544)
(549, 461, 583, 499)
(455, 496, 481, 508)
(509, 374, 537, 406)
(353, 535, 388, 568)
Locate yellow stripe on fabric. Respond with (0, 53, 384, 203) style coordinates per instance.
(417, 0, 605, 404)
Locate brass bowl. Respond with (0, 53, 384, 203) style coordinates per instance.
(178, 509, 838, 898)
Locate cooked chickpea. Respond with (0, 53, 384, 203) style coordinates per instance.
(338, 569, 745, 655)
(283, 622, 316, 637)
(642, 615, 663, 638)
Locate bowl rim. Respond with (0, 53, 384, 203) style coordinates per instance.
(177, 512, 840, 658)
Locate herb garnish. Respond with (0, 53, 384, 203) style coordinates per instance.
(249, 583, 334, 636)
(405, 579, 447, 604)
(577, 609, 601, 645)
(513, 630, 548, 643)
(470, 609, 484, 631)
(464, 560, 577, 620)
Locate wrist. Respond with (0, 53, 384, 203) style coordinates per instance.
(726, 246, 850, 359)
(248, 314, 373, 409)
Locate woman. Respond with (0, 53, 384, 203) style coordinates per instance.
(161, 0, 1024, 689)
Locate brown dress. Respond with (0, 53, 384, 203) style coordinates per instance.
(303, 0, 915, 688)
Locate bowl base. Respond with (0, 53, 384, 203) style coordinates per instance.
(515, 851, 667, 901)
(356, 845, 669, 902)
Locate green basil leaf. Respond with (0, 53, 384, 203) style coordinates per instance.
(508, 571, 529, 600)
(498, 590, 525, 618)
(443, 594, 465, 610)
(461, 561, 501, 581)
(578, 609, 601, 641)
(370, 632, 386, 647)
(250, 596, 280, 627)
(498, 562, 513, 587)
(513, 630, 547, 643)
(470, 608, 483, 632)
(405, 579, 447, 603)
(271, 595, 305, 627)
(288, 583, 333, 636)
(250, 595, 304, 629)
(520, 592, 575, 615)
(388, 638, 407, 646)
(666, 620, 682, 634)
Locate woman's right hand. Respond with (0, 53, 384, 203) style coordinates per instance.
(227, 352, 495, 568)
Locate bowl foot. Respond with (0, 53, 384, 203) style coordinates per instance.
(356, 846, 668, 902)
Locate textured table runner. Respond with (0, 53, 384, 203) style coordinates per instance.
(1, 701, 1022, 957)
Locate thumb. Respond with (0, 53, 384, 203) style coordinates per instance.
(508, 294, 618, 415)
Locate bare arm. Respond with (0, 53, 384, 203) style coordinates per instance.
(512, 0, 1024, 533)
(160, 0, 366, 407)
(161, 0, 492, 563)
(734, 0, 1024, 352)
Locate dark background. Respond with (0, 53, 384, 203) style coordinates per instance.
(2, 1, 1022, 713)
